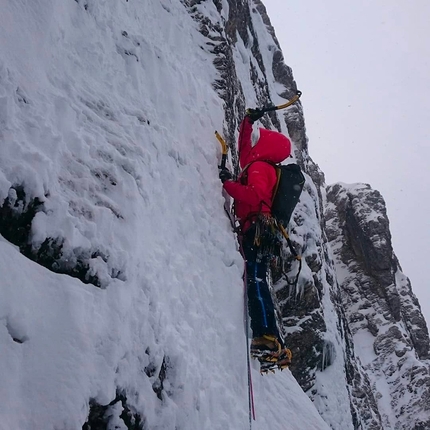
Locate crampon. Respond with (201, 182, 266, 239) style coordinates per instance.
(250, 335, 292, 374)
(257, 348, 292, 374)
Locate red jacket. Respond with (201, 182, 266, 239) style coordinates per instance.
(223, 117, 291, 231)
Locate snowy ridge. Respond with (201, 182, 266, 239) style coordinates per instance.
(0, 0, 330, 429)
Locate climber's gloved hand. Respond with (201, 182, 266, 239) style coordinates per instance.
(219, 168, 232, 183)
(245, 108, 265, 123)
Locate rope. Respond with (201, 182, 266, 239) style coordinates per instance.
(238, 234, 256, 426)
(216, 131, 254, 423)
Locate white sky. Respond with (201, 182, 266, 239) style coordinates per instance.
(263, 0, 430, 324)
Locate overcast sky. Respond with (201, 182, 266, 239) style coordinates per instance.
(263, 0, 430, 323)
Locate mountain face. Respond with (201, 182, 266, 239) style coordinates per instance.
(325, 183, 430, 429)
(0, 0, 429, 429)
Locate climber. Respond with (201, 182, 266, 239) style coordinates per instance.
(219, 109, 292, 369)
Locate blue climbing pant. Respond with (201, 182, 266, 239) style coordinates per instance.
(242, 226, 280, 340)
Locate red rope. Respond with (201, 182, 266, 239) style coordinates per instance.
(238, 234, 256, 424)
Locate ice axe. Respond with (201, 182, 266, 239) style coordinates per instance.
(215, 130, 228, 170)
(246, 90, 302, 118)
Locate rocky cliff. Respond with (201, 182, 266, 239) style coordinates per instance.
(326, 183, 430, 429)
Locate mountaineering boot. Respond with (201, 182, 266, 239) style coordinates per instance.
(250, 334, 281, 358)
(250, 335, 293, 373)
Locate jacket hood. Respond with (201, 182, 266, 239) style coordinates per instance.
(241, 128, 291, 167)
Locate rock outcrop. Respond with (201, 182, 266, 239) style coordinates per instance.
(326, 183, 430, 429)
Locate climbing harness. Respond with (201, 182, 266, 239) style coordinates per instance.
(252, 215, 302, 289)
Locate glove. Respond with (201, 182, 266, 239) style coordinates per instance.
(245, 108, 265, 123)
(219, 168, 232, 183)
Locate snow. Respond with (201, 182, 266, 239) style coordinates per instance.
(0, 0, 331, 429)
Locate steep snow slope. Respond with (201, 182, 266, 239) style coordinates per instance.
(0, 236, 328, 429)
(0, 0, 330, 429)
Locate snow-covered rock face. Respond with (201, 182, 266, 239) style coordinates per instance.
(326, 183, 430, 429)
(1, 0, 429, 429)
